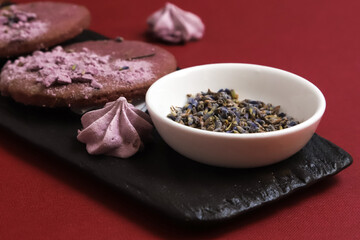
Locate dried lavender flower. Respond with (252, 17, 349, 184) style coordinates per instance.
(167, 89, 300, 133)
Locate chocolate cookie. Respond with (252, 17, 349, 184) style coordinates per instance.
(0, 40, 177, 108)
(0, 2, 90, 58)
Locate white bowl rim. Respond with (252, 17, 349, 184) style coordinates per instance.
(146, 63, 326, 139)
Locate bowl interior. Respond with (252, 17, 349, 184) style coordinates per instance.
(147, 64, 325, 126)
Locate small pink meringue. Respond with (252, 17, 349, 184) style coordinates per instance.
(147, 3, 205, 43)
(77, 97, 153, 158)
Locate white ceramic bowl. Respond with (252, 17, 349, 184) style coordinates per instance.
(146, 63, 326, 168)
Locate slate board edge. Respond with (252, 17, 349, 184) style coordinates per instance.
(0, 102, 353, 224)
(206, 151, 353, 224)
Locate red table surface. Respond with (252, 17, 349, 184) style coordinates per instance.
(1, 0, 359, 239)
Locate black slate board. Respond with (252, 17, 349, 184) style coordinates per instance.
(0, 30, 353, 223)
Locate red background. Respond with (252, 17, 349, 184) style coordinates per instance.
(1, 0, 359, 239)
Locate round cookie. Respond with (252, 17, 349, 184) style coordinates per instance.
(0, 2, 90, 58)
(0, 40, 177, 108)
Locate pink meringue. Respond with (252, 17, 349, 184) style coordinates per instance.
(147, 3, 205, 43)
(77, 97, 153, 158)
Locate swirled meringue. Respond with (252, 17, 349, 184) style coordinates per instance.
(147, 3, 205, 43)
(77, 97, 153, 158)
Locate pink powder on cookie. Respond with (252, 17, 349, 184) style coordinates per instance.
(77, 97, 153, 158)
(1, 45, 155, 89)
(0, 5, 48, 42)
